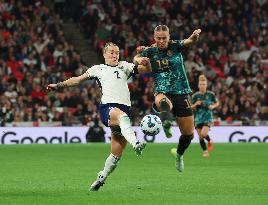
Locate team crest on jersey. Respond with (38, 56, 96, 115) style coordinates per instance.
(118, 66, 124, 70)
(167, 50, 173, 56)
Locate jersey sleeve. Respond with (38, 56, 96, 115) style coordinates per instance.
(140, 48, 150, 58)
(86, 65, 100, 78)
(172, 40, 185, 51)
(119, 61, 137, 77)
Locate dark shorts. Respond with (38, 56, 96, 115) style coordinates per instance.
(99, 103, 131, 127)
(195, 123, 211, 129)
(153, 93, 193, 117)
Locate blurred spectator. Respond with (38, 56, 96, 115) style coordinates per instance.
(75, 0, 268, 125)
(86, 118, 105, 142)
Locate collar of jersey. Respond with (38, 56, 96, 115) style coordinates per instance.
(157, 47, 169, 52)
(104, 63, 118, 67)
(199, 91, 207, 95)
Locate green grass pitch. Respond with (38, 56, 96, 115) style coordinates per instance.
(0, 143, 267, 205)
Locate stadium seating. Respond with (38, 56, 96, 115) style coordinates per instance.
(1, 0, 268, 126)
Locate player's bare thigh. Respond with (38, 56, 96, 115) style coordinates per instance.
(109, 108, 126, 126)
(155, 93, 173, 111)
(111, 133, 127, 156)
(176, 116, 194, 135)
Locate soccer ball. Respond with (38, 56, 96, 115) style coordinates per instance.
(140, 114, 162, 136)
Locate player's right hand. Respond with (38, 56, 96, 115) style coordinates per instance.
(140, 57, 150, 66)
(134, 57, 150, 66)
(195, 100, 202, 106)
(46, 84, 57, 91)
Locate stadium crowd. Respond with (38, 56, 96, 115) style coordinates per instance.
(0, 0, 96, 126)
(77, 0, 268, 125)
(1, 0, 268, 126)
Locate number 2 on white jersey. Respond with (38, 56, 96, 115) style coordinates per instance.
(114, 71, 121, 79)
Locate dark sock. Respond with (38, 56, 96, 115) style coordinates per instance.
(204, 135, 211, 142)
(177, 134, 193, 156)
(199, 139, 207, 151)
(160, 111, 170, 122)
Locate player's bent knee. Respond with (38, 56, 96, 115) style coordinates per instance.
(200, 131, 208, 138)
(110, 125, 123, 136)
(159, 98, 172, 112)
(109, 108, 123, 118)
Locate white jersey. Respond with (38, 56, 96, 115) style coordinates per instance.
(86, 61, 136, 106)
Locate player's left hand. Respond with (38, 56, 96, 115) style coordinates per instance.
(191, 29, 201, 41)
(193, 29, 201, 35)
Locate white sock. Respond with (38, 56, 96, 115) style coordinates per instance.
(100, 153, 120, 183)
(119, 114, 138, 147)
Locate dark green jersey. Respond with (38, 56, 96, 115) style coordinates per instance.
(192, 91, 218, 125)
(140, 40, 191, 94)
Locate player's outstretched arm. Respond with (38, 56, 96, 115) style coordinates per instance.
(183, 29, 202, 47)
(47, 72, 89, 91)
(208, 101, 220, 110)
(191, 100, 202, 110)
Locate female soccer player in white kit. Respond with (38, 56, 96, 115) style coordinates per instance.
(47, 42, 150, 191)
